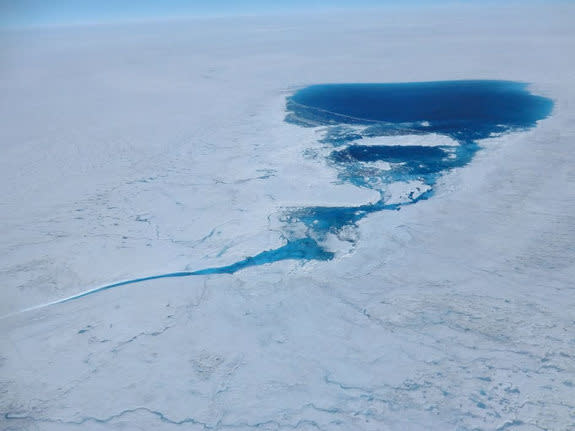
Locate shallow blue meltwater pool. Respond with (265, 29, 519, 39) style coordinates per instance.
(280, 80, 552, 251)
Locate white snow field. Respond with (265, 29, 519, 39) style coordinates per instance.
(1, 4, 574, 430)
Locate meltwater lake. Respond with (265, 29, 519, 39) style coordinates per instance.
(28, 80, 553, 309)
(282, 80, 553, 240)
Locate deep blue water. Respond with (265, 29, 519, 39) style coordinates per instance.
(332, 145, 447, 163)
(286, 81, 552, 135)
(38, 80, 553, 309)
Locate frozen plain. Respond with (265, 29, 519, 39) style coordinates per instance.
(1, 4, 575, 430)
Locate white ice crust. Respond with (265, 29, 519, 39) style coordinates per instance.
(352, 133, 460, 147)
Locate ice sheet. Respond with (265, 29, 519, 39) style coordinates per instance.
(1, 5, 574, 431)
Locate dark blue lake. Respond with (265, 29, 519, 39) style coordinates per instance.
(286, 81, 552, 140)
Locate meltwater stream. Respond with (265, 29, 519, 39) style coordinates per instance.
(14, 81, 553, 314)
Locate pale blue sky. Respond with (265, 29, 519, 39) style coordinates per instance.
(0, 0, 532, 28)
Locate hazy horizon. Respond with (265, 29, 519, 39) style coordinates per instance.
(0, 0, 559, 29)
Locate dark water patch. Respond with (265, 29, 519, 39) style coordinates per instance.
(329, 141, 481, 188)
(332, 145, 448, 163)
(287, 81, 553, 142)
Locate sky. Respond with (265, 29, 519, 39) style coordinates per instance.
(0, 0, 526, 28)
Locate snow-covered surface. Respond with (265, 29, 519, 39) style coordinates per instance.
(1, 4, 575, 430)
(350, 134, 460, 147)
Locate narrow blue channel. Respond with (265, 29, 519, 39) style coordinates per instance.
(190, 238, 334, 275)
(55, 238, 334, 306)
